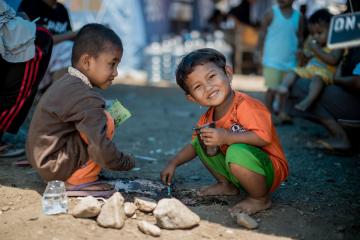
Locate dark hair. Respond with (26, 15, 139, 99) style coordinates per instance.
(308, 8, 333, 26)
(346, 0, 360, 13)
(176, 48, 226, 93)
(71, 23, 123, 65)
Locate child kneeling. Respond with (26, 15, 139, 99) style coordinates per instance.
(26, 24, 135, 197)
(161, 48, 288, 214)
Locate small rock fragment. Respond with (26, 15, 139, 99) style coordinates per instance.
(124, 202, 137, 217)
(97, 192, 126, 229)
(154, 198, 200, 229)
(134, 197, 157, 213)
(1, 206, 10, 211)
(137, 221, 161, 237)
(236, 213, 258, 229)
(72, 196, 102, 218)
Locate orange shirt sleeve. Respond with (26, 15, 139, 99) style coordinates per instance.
(236, 98, 273, 143)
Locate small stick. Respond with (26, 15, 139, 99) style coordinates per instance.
(167, 185, 171, 197)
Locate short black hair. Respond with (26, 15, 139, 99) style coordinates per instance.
(308, 8, 333, 26)
(71, 23, 123, 65)
(176, 48, 226, 93)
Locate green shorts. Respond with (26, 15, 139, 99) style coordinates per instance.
(192, 137, 274, 191)
(263, 67, 287, 89)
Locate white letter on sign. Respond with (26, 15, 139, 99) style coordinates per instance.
(334, 18, 344, 32)
(345, 16, 355, 30)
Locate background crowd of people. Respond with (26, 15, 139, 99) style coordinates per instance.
(0, 0, 359, 160)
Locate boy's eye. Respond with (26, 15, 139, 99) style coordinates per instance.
(209, 74, 215, 78)
(193, 85, 201, 91)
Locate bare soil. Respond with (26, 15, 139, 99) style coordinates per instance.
(1, 82, 359, 240)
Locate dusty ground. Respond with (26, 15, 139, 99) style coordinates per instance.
(0, 78, 359, 240)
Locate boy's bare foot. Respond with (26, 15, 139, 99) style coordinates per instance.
(316, 138, 351, 152)
(229, 197, 271, 215)
(295, 99, 312, 111)
(198, 182, 239, 196)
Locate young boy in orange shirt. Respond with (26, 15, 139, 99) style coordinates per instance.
(26, 24, 135, 197)
(161, 48, 288, 214)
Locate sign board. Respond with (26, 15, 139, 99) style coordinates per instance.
(327, 12, 360, 49)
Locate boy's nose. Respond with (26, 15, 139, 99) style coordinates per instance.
(205, 84, 213, 92)
(113, 68, 118, 77)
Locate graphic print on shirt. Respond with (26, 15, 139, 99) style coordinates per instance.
(44, 19, 69, 33)
(230, 123, 248, 133)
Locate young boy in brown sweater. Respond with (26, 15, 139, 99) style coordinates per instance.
(26, 23, 135, 197)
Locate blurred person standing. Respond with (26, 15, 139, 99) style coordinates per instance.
(168, 0, 194, 34)
(286, 0, 360, 153)
(18, 0, 77, 91)
(0, 0, 53, 157)
(228, 0, 273, 28)
(258, 0, 304, 115)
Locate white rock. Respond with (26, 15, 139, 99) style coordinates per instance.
(124, 202, 137, 217)
(71, 196, 102, 218)
(236, 213, 258, 229)
(134, 197, 157, 213)
(154, 198, 200, 229)
(137, 221, 161, 237)
(97, 192, 126, 229)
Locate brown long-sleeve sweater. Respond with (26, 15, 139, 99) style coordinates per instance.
(26, 73, 134, 181)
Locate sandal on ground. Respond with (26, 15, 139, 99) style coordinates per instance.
(65, 181, 116, 198)
(0, 143, 8, 152)
(314, 139, 352, 156)
(14, 159, 31, 167)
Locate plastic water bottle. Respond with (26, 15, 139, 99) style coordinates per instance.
(42, 180, 68, 215)
(161, 39, 173, 81)
(172, 43, 185, 82)
(213, 30, 233, 66)
(144, 42, 162, 83)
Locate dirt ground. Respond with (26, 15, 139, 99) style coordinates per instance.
(1, 79, 359, 240)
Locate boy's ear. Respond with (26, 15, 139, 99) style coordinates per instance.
(78, 54, 91, 71)
(186, 94, 197, 103)
(225, 65, 233, 80)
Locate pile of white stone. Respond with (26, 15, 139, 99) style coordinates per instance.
(70, 192, 200, 237)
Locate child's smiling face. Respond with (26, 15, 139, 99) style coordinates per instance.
(86, 44, 122, 89)
(185, 62, 233, 107)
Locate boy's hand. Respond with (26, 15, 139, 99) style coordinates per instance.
(160, 163, 176, 185)
(200, 128, 229, 146)
(120, 152, 135, 170)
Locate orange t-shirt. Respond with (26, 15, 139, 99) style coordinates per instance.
(193, 91, 288, 192)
